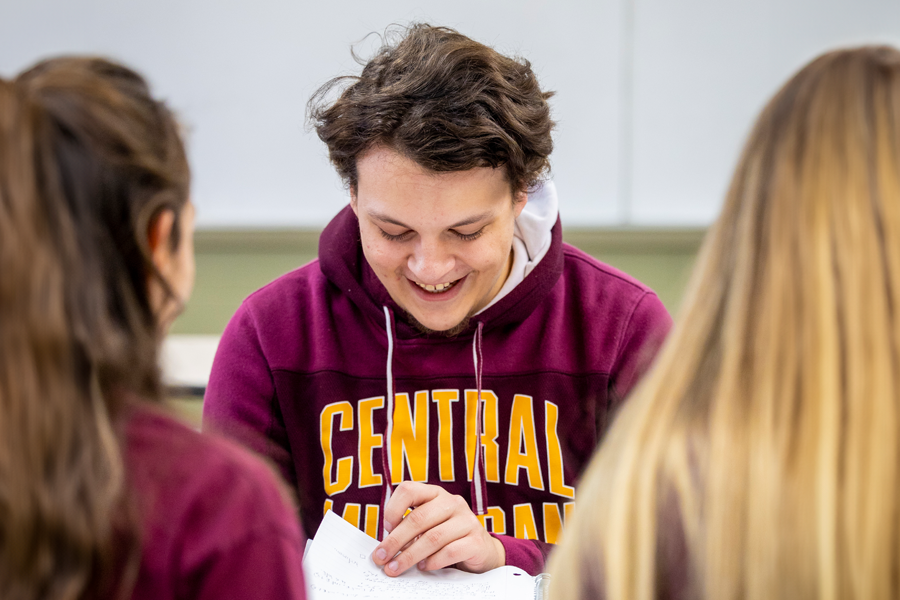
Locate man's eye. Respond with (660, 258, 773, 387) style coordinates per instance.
(453, 229, 484, 241)
(379, 229, 410, 241)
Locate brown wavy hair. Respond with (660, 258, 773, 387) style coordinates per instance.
(0, 57, 189, 598)
(308, 23, 555, 193)
(549, 45, 900, 600)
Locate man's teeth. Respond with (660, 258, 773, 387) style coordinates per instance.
(416, 280, 457, 293)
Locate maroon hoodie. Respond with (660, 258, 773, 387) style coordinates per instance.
(125, 404, 306, 599)
(203, 206, 672, 575)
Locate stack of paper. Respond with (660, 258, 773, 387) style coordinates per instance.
(303, 510, 538, 600)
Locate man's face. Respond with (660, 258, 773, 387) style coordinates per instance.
(351, 146, 526, 334)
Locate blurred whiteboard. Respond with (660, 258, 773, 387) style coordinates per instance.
(1, 0, 898, 227)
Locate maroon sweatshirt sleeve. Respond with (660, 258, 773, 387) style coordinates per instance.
(493, 534, 550, 575)
(609, 291, 672, 404)
(182, 519, 307, 600)
(203, 302, 297, 488)
(128, 408, 308, 600)
(494, 291, 671, 576)
(172, 440, 308, 600)
(178, 497, 307, 600)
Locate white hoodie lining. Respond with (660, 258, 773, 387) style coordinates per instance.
(476, 181, 558, 314)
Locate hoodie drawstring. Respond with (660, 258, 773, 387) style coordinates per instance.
(379, 306, 396, 541)
(377, 309, 489, 540)
(470, 321, 489, 516)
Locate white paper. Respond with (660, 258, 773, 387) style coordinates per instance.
(303, 510, 535, 600)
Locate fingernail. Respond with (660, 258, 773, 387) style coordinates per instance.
(384, 521, 393, 533)
(375, 548, 386, 561)
(418, 560, 425, 570)
(388, 560, 399, 573)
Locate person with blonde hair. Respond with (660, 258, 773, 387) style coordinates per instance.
(548, 45, 900, 599)
(0, 57, 307, 599)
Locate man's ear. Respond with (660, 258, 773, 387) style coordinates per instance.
(350, 185, 359, 216)
(148, 208, 177, 274)
(513, 188, 528, 218)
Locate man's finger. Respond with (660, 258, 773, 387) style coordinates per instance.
(418, 536, 479, 572)
(374, 498, 448, 565)
(381, 519, 467, 576)
(382, 481, 440, 529)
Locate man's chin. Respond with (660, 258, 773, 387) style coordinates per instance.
(403, 311, 473, 338)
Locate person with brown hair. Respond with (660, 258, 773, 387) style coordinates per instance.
(204, 23, 671, 577)
(0, 57, 307, 599)
(548, 45, 900, 599)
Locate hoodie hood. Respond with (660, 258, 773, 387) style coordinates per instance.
(477, 181, 558, 313)
(318, 181, 564, 339)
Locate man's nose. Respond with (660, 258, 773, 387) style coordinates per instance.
(408, 238, 455, 283)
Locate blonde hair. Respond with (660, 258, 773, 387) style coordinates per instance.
(549, 45, 900, 600)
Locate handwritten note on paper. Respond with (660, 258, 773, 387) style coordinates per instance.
(303, 510, 534, 600)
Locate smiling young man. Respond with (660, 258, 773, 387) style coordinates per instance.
(203, 24, 672, 577)
(354, 146, 526, 337)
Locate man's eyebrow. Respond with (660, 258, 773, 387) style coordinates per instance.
(448, 212, 494, 228)
(367, 210, 410, 229)
(367, 210, 494, 229)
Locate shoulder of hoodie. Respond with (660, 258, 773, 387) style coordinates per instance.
(124, 402, 303, 555)
(555, 243, 672, 362)
(238, 258, 328, 315)
(560, 241, 661, 301)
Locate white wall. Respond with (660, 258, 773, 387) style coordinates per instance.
(1, 0, 898, 228)
(630, 0, 900, 224)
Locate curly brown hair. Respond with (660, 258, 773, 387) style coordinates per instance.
(308, 23, 555, 194)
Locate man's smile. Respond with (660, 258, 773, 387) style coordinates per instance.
(413, 277, 461, 293)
